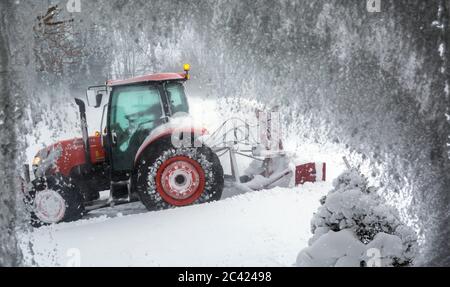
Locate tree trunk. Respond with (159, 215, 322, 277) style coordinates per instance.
(0, 0, 22, 267)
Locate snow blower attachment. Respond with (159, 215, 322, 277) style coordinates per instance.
(207, 107, 326, 190)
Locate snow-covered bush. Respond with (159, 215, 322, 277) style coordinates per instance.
(297, 169, 418, 267)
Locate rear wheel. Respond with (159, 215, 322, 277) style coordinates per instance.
(134, 141, 223, 211)
(30, 175, 85, 227)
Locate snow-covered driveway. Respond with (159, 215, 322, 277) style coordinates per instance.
(23, 182, 329, 267)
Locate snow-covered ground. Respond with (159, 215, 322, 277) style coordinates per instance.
(21, 92, 347, 266)
(23, 183, 329, 267)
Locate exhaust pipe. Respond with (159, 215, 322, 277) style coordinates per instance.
(75, 98, 92, 171)
(23, 164, 30, 183)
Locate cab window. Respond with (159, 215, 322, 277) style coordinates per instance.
(166, 82, 189, 115)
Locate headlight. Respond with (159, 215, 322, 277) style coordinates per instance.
(32, 156, 41, 166)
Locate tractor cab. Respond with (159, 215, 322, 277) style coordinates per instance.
(84, 65, 192, 181)
(108, 81, 188, 173)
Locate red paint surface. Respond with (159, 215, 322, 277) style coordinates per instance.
(107, 73, 186, 87)
(295, 162, 326, 185)
(134, 127, 207, 164)
(39, 135, 105, 177)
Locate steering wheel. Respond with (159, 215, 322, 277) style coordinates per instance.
(136, 118, 157, 130)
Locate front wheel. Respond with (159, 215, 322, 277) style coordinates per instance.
(29, 175, 85, 227)
(134, 142, 224, 211)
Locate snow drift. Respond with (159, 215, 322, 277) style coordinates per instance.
(296, 169, 418, 267)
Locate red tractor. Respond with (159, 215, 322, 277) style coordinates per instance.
(22, 65, 325, 226)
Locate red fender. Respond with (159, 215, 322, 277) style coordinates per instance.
(134, 126, 208, 165)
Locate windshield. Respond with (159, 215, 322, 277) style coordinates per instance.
(165, 82, 189, 115)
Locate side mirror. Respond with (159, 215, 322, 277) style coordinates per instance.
(86, 90, 103, 108)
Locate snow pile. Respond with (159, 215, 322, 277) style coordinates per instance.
(296, 169, 418, 267)
(242, 155, 295, 190)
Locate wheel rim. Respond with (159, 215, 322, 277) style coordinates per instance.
(155, 156, 206, 206)
(34, 189, 66, 224)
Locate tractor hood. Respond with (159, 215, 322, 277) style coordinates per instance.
(32, 136, 105, 178)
